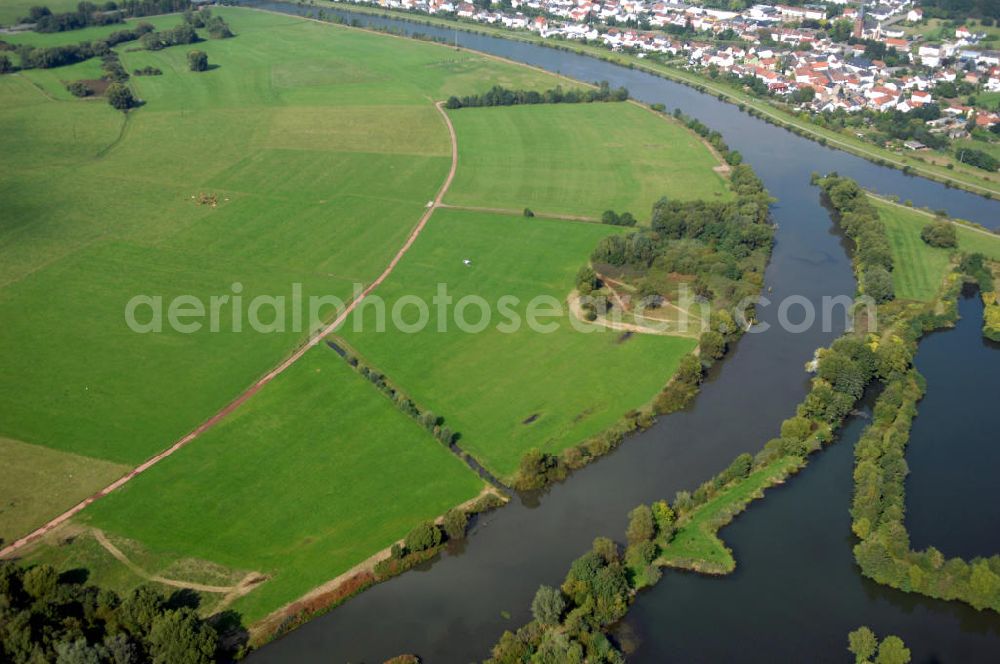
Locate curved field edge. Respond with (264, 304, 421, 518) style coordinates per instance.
(317, 0, 1000, 200)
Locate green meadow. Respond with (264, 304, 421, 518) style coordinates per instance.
(340, 208, 697, 478)
(0, 7, 557, 472)
(2, 5, 728, 621)
(0, 438, 128, 546)
(0, 0, 79, 25)
(874, 199, 1000, 301)
(444, 102, 731, 218)
(83, 348, 483, 621)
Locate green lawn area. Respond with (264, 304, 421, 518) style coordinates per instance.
(657, 456, 802, 574)
(874, 198, 1000, 301)
(82, 348, 484, 621)
(444, 102, 730, 218)
(0, 0, 79, 25)
(0, 6, 560, 471)
(21, 528, 249, 615)
(340, 208, 697, 478)
(0, 438, 129, 546)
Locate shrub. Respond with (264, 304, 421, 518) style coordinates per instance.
(442, 508, 468, 541)
(66, 80, 92, 97)
(920, 220, 957, 248)
(404, 522, 441, 552)
(105, 82, 135, 110)
(187, 49, 208, 72)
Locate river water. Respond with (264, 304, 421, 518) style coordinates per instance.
(240, 3, 1000, 661)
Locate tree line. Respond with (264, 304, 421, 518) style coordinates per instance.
(20, 0, 194, 29)
(11, 22, 152, 69)
(851, 269, 1000, 614)
(444, 81, 628, 110)
(0, 560, 230, 664)
(816, 174, 896, 303)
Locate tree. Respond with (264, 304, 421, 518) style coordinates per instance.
(699, 330, 726, 360)
(404, 522, 441, 552)
(848, 626, 878, 663)
(0, 54, 13, 74)
(862, 266, 895, 304)
(105, 82, 135, 111)
(920, 220, 957, 248)
(601, 210, 620, 225)
(530, 585, 565, 626)
(442, 508, 468, 541)
(119, 585, 165, 634)
(875, 635, 911, 664)
(651, 500, 675, 534)
(523, 207, 534, 218)
(22, 564, 58, 600)
(147, 608, 218, 664)
(187, 49, 208, 72)
(626, 505, 654, 544)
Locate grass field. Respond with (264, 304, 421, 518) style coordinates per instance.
(21, 527, 249, 615)
(82, 348, 484, 621)
(657, 456, 802, 573)
(0, 9, 558, 476)
(340, 208, 698, 478)
(444, 102, 731, 218)
(0, 439, 129, 546)
(3, 6, 729, 623)
(0, 0, 79, 25)
(874, 199, 1000, 301)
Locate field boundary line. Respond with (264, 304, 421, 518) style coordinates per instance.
(0, 100, 459, 560)
(437, 202, 599, 223)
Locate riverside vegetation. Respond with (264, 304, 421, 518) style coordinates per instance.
(485, 174, 999, 661)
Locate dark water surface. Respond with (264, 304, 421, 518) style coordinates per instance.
(238, 3, 1000, 661)
(905, 291, 1000, 560)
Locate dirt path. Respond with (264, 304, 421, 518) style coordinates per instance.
(92, 528, 241, 593)
(0, 101, 460, 560)
(566, 290, 687, 337)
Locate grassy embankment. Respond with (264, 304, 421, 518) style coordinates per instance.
(656, 455, 803, 574)
(321, 1, 1000, 199)
(874, 198, 1000, 301)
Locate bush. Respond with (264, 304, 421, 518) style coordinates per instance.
(442, 508, 468, 540)
(105, 82, 135, 110)
(66, 80, 92, 97)
(187, 49, 208, 72)
(404, 522, 441, 552)
(523, 207, 534, 218)
(920, 220, 957, 248)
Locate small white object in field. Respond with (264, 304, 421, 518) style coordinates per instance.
(463, 259, 471, 266)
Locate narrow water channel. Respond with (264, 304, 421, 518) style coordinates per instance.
(240, 3, 1000, 661)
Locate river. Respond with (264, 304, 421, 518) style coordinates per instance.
(240, 3, 1000, 661)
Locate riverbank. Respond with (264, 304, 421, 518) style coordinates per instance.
(315, 0, 1000, 200)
